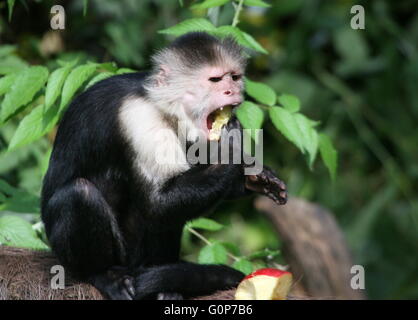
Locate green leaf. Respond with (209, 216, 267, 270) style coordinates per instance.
(59, 64, 97, 112)
(188, 217, 224, 231)
(0, 74, 17, 96)
(116, 68, 137, 74)
(0, 181, 40, 213)
(198, 242, 228, 264)
(319, 133, 338, 180)
(213, 26, 268, 54)
(278, 94, 300, 113)
(236, 101, 265, 142)
(294, 114, 319, 167)
(236, 101, 265, 129)
(44, 65, 72, 109)
(40, 148, 53, 177)
(0, 56, 28, 75)
(232, 259, 253, 274)
(269, 106, 304, 151)
(0, 45, 16, 58)
(159, 18, 216, 36)
(0, 66, 49, 122)
(269, 107, 319, 166)
(0, 179, 19, 195)
(0, 216, 48, 250)
(191, 0, 230, 10)
(8, 104, 59, 151)
(86, 72, 114, 89)
(243, 0, 271, 7)
(220, 242, 241, 256)
(245, 78, 276, 106)
(241, 31, 268, 54)
(57, 58, 79, 68)
(7, 0, 15, 21)
(96, 62, 118, 73)
(0, 191, 40, 214)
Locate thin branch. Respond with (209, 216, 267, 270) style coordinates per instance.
(186, 226, 240, 262)
(186, 226, 212, 246)
(232, 0, 245, 27)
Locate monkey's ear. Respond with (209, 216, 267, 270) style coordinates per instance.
(156, 65, 170, 86)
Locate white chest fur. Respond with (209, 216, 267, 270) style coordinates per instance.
(118, 96, 191, 187)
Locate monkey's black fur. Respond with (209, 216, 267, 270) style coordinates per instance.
(41, 72, 248, 299)
(167, 32, 244, 68)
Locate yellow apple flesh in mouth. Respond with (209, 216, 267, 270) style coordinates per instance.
(209, 106, 232, 141)
(235, 268, 293, 300)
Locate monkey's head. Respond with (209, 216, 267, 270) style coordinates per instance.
(145, 32, 247, 140)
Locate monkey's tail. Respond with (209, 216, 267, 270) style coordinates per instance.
(133, 262, 244, 299)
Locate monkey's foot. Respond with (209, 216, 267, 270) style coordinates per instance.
(245, 168, 287, 205)
(157, 292, 184, 300)
(91, 272, 135, 300)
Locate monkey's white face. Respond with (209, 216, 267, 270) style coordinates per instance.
(180, 65, 244, 138)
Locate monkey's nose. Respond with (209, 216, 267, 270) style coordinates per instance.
(224, 90, 232, 95)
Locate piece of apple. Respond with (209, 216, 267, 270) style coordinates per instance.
(209, 106, 232, 141)
(235, 268, 293, 300)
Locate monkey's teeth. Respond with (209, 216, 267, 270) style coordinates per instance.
(220, 107, 224, 111)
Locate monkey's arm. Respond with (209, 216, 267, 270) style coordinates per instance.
(149, 163, 245, 223)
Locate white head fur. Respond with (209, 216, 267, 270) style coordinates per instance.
(144, 32, 247, 141)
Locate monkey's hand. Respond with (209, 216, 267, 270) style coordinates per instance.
(245, 167, 287, 205)
(224, 118, 287, 205)
(222, 115, 242, 153)
(225, 115, 242, 131)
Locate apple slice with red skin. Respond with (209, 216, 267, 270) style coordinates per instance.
(235, 268, 293, 300)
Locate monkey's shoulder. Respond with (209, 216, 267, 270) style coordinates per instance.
(67, 71, 149, 111)
(58, 71, 149, 128)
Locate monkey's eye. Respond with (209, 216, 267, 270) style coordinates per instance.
(209, 77, 222, 83)
(232, 74, 242, 81)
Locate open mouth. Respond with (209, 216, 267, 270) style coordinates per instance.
(206, 104, 238, 141)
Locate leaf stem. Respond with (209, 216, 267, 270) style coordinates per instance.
(232, 0, 245, 27)
(186, 226, 240, 262)
(186, 226, 212, 246)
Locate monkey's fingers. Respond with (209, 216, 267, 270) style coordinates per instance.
(245, 170, 287, 205)
(225, 116, 242, 131)
(99, 275, 135, 300)
(123, 276, 136, 298)
(264, 187, 287, 205)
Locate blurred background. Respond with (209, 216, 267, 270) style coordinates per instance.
(0, 0, 417, 299)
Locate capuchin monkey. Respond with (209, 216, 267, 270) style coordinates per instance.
(41, 32, 287, 300)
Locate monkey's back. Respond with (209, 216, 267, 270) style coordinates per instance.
(41, 72, 149, 209)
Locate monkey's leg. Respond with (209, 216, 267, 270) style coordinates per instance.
(132, 262, 244, 300)
(245, 167, 287, 205)
(43, 178, 134, 299)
